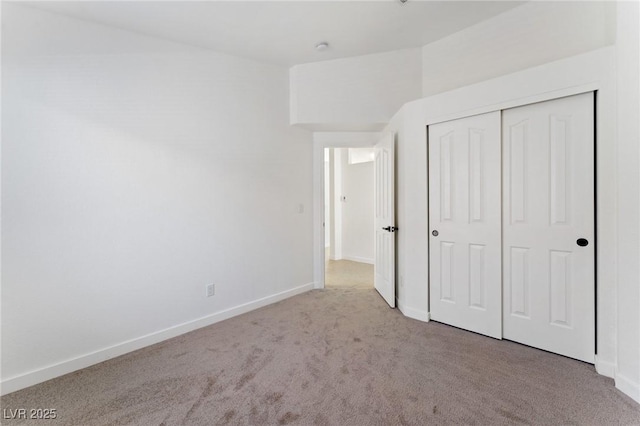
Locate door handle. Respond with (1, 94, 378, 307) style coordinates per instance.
(382, 226, 398, 232)
(432, 230, 439, 237)
(576, 238, 589, 247)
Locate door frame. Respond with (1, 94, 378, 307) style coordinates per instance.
(312, 132, 384, 289)
(420, 47, 615, 378)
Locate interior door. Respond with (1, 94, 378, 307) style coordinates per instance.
(428, 111, 502, 338)
(502, 93, 595, 363)
(374, 133, 396, 308)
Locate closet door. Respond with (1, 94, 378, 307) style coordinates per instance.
(428, 111, 502, 338)
(502, 93, 595, 363)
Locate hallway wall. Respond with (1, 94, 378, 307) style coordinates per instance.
(339, 149, 375, 264)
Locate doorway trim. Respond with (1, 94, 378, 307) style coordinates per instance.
(312, 132, 382, 289)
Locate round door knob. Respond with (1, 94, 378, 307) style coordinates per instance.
(432, 230, 439, 237)
(577, 238, 589, 247)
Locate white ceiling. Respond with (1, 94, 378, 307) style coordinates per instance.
(26, 1, 524, 66)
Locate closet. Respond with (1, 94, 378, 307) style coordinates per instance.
(428, 92, 595, 363)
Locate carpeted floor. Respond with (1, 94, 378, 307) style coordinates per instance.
(325, 258, 373, 289)
(2, 287, 640, 425)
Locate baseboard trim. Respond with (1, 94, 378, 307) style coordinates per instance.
(616, 372, 640, 404)
(397, 300, 430, 322)
(342, 255, 374, 265)
(0, 282, 314, 396)
(595, 356, 616, 379)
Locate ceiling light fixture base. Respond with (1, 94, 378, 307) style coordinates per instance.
(315, 42, 329, 51)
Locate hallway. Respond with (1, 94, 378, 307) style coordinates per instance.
(325, 255, 373, 289)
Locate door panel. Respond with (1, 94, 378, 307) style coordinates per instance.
(502, 93, 595, 363)
(374, 133, 395, 308)
(428, 111, 502, 338)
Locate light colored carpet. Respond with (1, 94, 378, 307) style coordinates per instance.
(325, 258, 373, 289)
(2, 288, 639, 425)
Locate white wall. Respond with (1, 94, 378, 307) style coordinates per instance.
(1, 4, 313, 393)
(615, 0, 640, 403)
(421, 1, 616, 96)
(325, 147, 374, 264)
(339, 149, 374, 264)
(290, 49, 422, 131)
(387, 105, 430, 321)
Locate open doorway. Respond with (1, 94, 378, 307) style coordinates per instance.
(324, 147, 375, 289)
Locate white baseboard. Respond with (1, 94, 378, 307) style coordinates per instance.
(0, 282, 314, 396)
(595, 356, 616, 378)
(397, 300, 430, 322)
(342, 255, 374, 265)
(616, 372, 640, 404)
(595, 358, 640, 403)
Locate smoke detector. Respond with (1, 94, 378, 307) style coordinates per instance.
(315, 42, 329, 51)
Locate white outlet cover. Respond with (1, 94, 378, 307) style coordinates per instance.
(206, 284, 215, 297)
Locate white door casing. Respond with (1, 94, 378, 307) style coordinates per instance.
(502, 93, 595, 363)
(428, 111, 502, 338)
(374, 133, 396, 308)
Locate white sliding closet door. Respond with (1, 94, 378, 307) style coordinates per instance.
(502, 93, 595, 363)
(428, 111, 502, 339)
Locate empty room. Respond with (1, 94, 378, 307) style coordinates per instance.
(1, 1, 639, 424)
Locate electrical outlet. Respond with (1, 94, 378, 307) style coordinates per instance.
(206, 284, 215, 297)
